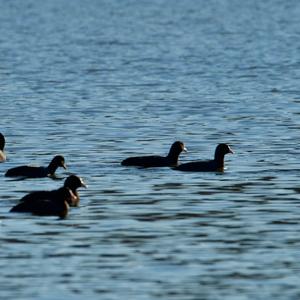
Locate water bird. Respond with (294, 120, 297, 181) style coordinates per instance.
(10, 187, 75, 219)
(15, 175, 87, 207)
(61, 175, 87, 206)
(121, 141, 187, 168)
(174, 143, 233, 172)
(5, 155, 67, 178)
(0, 133, 6, 162)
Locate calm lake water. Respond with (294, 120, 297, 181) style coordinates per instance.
(1, 0, 300, 299)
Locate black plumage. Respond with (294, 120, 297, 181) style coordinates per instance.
(10, 187, 74, 219)
(62, 175, 87, 206)
(5, 155, 67, 178)
(121, 141, 187, 168)
(15, 175, 87, 207)
(174, 143, 233, 172)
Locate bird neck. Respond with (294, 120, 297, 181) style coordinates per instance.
(47, 161, 59, 175)
(167, 150, 180, 164)
(214, 152, 225, 168)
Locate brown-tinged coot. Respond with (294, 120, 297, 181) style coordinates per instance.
(10, 187, 75, 219)
(121, 141, 187, 168)
(174, 143, 233, 172)
(63, 175, 87, 206)
(5, 155, 67, 178)
(13, 175, 87, 208)
(0, 133, 6, 162)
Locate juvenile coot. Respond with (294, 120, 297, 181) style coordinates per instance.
(10, 187, 75, 219)
(15, 175, 87, 207)
(5, 155, 67, 178)
(121, 141, 187, 168)
(174, 143, 233, 172)
(0, 133, 6, 162)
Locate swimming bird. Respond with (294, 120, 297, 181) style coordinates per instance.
(0, 133, 6, 162)
(5, 155, 67, 178)
(174, 143, 233, 172)
(62, 175, 87, 206)
(15, 175, 87, 207)
(121, 141, 187, 168)
(10, 187, 75, 219)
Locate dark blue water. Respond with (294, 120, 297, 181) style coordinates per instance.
(1, 0, 300, 299)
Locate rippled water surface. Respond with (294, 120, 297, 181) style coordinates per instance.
(1, 0, 300, 299)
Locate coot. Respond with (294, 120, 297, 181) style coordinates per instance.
(121, 141, 187, 168)
(10, 187, 74, 218)
(174, 143, 233, 172)
(15, 175, 86, 207)
(5, 155, 67, 178)
(63, 175, 87, 206)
